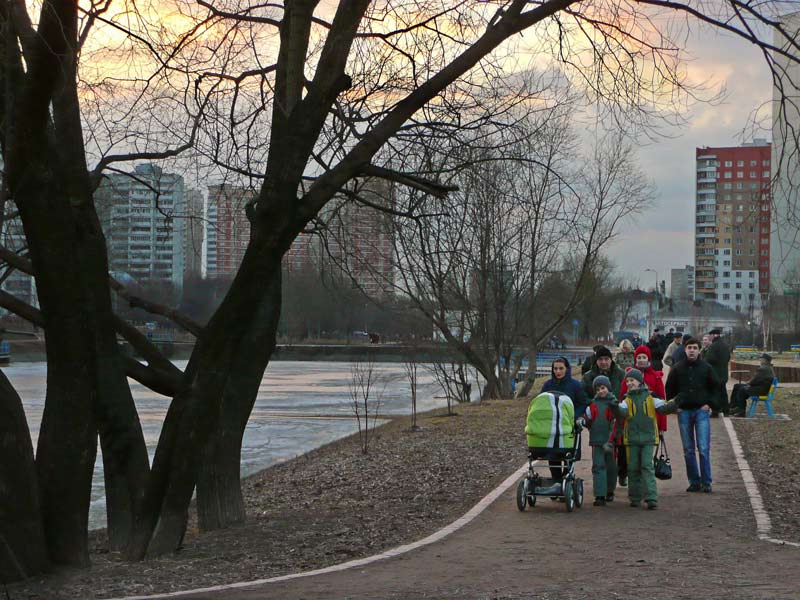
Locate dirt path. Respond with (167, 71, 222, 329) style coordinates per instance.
(164, 417, 800, 600)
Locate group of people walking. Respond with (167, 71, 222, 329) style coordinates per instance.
(537, 328, 750, 509)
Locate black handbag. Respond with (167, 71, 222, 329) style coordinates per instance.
(654, 435, 672, 480)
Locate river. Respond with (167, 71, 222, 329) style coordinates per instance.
(13, 360, 458, 529)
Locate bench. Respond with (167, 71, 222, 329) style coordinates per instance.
(747, 377, 778, 418)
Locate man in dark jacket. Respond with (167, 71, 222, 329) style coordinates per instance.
(581, 346, 626, 399)
(729, 354, 775, 417)
(705, 328, 731, 416)
(647, 331, 665, 371)
(666, 338, 720, 493)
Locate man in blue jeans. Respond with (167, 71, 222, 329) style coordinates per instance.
(665, 338, 720, 493)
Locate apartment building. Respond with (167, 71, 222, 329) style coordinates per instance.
(771, 11, 800, 294)
(95, 163, 186, 293)
(205, 184, 255, 279)
(694, 141, 772, 317)
(670, 265, 695, 301)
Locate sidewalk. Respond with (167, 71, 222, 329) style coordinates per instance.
(176, 417, 800, 600)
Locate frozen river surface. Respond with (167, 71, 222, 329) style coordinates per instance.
(13, 360, 453, 529)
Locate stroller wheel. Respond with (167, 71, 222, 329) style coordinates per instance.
(516, 479, 528, 512)
(574, 479, 584, 508)
(563, 480, 575, 513)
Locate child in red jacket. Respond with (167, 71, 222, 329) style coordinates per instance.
(620, 345, 667, 434)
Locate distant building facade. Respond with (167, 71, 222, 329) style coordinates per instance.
(694, 141, 772, 318)
(670, 265, 695, 301)
(205, 184, 255, 279)
(183, 188, 204, 285)
(771, 11, 800, 295)
(321, 179, 395, 298)
(95, 163, 186, 292)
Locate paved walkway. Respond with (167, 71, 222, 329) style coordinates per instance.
(169, 417, 799, 600)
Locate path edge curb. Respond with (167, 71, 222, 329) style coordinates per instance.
(107, 463, 529, 600)
(722, 416, 800, 548)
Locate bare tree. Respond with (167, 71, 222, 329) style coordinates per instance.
(348, 356, 385, 454)
(403, 358, 421, 432)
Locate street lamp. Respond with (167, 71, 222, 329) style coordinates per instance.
(644, 268, 659, 338)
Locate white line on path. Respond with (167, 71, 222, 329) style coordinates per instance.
(722, 415, 800, 548)
(109, 463, 530, 600)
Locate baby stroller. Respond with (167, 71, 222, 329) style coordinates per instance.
(516, 392, 584, 512)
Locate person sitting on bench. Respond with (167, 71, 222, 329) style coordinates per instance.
(729, 353, 774, 417)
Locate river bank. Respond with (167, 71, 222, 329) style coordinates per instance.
(10, 397, 531, 600)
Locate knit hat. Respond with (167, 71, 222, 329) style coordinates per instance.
(595, 346, 613, 359)
(634, 344, 651, 360)
(682, 333, 692, 342)
(624, 368, 644, 385)
(593, 375, 612, 391)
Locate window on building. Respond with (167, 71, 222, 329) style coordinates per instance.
(750, 171, 757, 178)
(737, 160, 744, 167)
(736, 283, 742, 289)
(736, 182, 744, 189)
(723, 249, 730, 255)
(724, 260, 731, 266)
(723, 271, 730, 277)
(723, 283, 730, 289)
(723, 293, 730, 300)
(723, 183, 732, 190)
(735, 294, 742, 300)
(761, 249, 769, 256)
(725, 160, 733, 167)
(737, 171, 744, 178)
(724, 172, 732, 179)
(763, 160, 770, 167)
(763, 171, 770, 177)
(749, 283, 755, 289)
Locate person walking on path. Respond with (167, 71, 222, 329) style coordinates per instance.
(540, 357, 587, 482)
(647, 331, 665, 371)
(662, 332, 683, 369)
(620, 345, 667, 433)
(665, 338, 720, 493)
(729, 353, 775, 417)
(705, 328, 731, 416)
(581, 346, 625, 400)
(615, 369, 676, 510)
(584, 375, 619, 506)
(616, 339, 636, 370)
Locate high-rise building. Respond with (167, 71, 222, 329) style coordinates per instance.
(183, 188, 204, 284)
(670, 265, 695, 301)
(694, 142, 772, 317)
(205, 184, 255, 279)
(95, 163, 186, 293)
(321, 178, 395, 297)
(771, 11, 800, 294)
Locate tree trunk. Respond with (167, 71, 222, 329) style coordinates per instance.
(133, 247, 287, 559)
(197, 273, 282, 531)
(0, 368, 50, 581)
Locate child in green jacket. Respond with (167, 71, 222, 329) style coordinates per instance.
(584, 375, 619, 506)
(617, 369, 677, 510)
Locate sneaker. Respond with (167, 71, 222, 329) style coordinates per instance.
(605, 494, 615, 502)
(629, 501, 640, 508)
(686, 483, 702, 492)
(701, 484, 713, 493)
(593, 497, 606, 506)
(646, 501, 658, 510)
(619, 475, 628, 487)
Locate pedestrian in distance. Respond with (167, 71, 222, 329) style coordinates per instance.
(705, 328, 731, 416)
(662, 332, 683, 368)
(647, 330, 665, 371)
(616, 339, 636, 370)
(584, 375, 619, 506)
(701, 334, 712, 359)
(665, 338, 720, 493)
(614, 369, 677, 510)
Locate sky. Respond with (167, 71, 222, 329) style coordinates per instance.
(601, 27, 775, 294)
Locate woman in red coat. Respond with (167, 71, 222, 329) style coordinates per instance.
(620, 345, 667, 433)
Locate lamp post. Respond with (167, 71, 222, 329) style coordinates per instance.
(644, 268, 659, 337)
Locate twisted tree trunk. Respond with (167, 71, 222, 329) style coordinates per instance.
(0, 368, 49, 581)
(197, 274, 282, 531)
